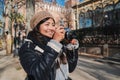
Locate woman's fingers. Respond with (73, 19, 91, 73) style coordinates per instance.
(53, 26, 65, 42)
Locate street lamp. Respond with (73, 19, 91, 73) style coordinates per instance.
(105, 14, 110, 26)
(13, 4, 18, 56)
(14, 22, 17, 49)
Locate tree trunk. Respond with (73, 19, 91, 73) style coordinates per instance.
(26, 0, 35, 33)
(5, 32, 12, 55)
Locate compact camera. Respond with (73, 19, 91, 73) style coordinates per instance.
(64, 28, 76, 41)
(60, 20, 76, 41)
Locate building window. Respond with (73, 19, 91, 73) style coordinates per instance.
(85, 18, 92, 28)
(94, 7, 102, 27)
(115, 2, 120, 9)
(115, 2, 120, 24)
(79, 13, 85, 28)
(104, 5, 114, 26)
(79, 12, 92, 28)
(104, 5, 113, 12)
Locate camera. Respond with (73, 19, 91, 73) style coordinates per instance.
(64, 28, 76, 41)
(59, 19, 76, 41)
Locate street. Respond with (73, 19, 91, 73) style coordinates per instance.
(0, 50, 120, 80)
(77, 56, 120, 80)
(0, 50, 26, 80)
(0, 0, 120, 80)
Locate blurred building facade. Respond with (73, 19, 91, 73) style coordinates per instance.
(72, 0, 120, 57)
(72, 0, 120, 29)
(4, 0, 78, 32)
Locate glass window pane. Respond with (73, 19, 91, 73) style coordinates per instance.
(115, 2, 120, 9)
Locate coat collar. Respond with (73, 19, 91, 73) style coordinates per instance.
(27, 31, 51, 48)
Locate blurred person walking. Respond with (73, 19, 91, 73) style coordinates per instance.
(5, 31, 12, 55)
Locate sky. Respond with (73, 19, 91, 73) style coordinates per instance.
(0, 0, 4, 21)
(0, 0, 65, 20)
(79, 0, 84, 2)
(56, 0, 65, 6)
(44, 0, 65, 6)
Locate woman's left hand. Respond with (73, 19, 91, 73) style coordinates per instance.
(66, 39, 79, 50)
(70, 39, 78, 45)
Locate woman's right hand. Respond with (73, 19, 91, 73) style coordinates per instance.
(53, 26, 65, 42)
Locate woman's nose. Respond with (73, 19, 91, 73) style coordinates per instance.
(49, 25, 56, 31)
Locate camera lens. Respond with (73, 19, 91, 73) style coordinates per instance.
(64, 28, 75, 41)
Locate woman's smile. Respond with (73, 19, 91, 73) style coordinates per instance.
(39, 18, 55, 38)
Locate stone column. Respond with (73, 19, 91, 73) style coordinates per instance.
(103, 44, 109, 57)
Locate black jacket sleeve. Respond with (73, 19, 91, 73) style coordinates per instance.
(65, 48, 78, 73)
(19, 41, 60, 80)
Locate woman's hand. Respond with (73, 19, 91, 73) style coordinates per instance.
(70, 39, 78, 45)
(66, 39, 79, 50)
(53, 26, 65, 42)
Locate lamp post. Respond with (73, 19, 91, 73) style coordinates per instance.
(14, 22, 17, 49)
(76, 2, 78, 30)
(13, 4, 18, 56)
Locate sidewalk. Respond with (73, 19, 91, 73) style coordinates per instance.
(0, 50, 26, 80)
(0, 50, 82, 80)
(69, 67, 97, 80)
(79, 52, 120, 65)
(1, 50, 120, 80)
(0, 54, 96, 80)
(95, 57, 120, 65)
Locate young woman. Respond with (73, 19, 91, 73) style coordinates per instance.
(19, 11, 79, 80)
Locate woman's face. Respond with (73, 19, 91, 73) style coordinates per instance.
(39, 18, 56, 38)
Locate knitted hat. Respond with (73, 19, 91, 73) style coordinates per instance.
(30, 11, 54, 29)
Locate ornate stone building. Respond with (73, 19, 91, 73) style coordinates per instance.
(72, 0, 119, 29)
(4, 0, 76, 31)
(3, 0, 77, 55)
(72, 0, 120, 56)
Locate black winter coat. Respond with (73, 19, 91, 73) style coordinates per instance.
(19, 32, 78, 80)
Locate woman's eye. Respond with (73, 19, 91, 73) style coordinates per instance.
(45, 24, 49, 26)
(52, 24, 55, 26)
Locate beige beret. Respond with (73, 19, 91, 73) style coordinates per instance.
(30, 11, 54, 29)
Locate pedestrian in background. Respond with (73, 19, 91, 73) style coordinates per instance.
(5, 31, 12, 55)
(18, 11, 79, 80)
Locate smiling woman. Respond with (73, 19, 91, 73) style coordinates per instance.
(19, 11, 79, 80)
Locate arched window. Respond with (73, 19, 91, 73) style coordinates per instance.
(85, 10, 92, 28)
(94, 6, 103, 27)
(115, 2, 120, 24)
(79, 12, 85, 28)
(104, 5, 113, 12)
(79, 10, 92, 28)
(115, 2, 120, 9)
(104, 4, 114, 26)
